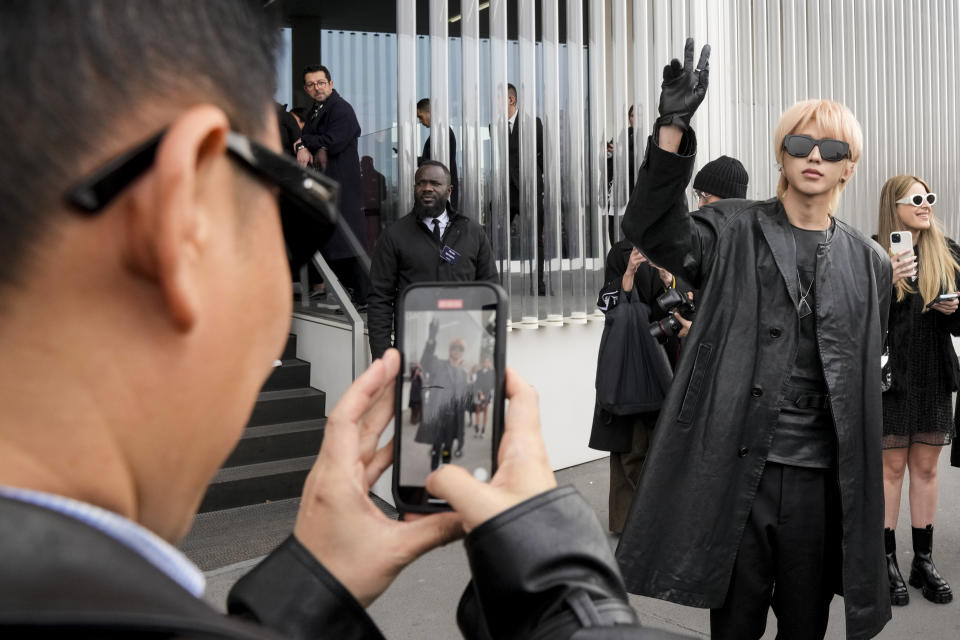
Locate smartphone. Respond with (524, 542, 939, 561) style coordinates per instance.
(926, 292, 959, 309)
(890, 230, 916, 282)
(392, 282, 507, 513)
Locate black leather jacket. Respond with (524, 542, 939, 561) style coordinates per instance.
(618, 131, 892, 640)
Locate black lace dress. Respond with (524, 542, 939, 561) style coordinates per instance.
(882, 288, 958, 449)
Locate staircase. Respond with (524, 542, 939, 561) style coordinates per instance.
(198, 334, 326, 512)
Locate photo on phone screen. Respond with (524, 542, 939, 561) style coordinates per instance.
(393, 283, 506, 512)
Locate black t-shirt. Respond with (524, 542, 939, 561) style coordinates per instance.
(767, 224, 835, 469)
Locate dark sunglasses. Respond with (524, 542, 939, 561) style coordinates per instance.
(896, 192, 937, 207)
(782, 134, 851, 162)
(65, 129, 347, 269)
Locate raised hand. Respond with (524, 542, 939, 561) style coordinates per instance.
(657, 37, 711, 131)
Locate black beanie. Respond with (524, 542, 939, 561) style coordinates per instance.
(693, 155, 749, 200)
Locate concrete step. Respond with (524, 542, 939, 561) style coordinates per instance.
(199, 455, 316, 513)
(246, 387, 325, 427)
(225, 418, 325, 467)
(262, 358, 311, 391)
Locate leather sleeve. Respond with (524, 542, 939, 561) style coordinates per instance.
(227, 535, 386, 640)
(621, 130, 718, 291)
(456, 486, 656, 640)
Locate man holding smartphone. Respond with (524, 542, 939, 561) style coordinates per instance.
(617, 40, 892, 639)
(0, 3, 676, 638)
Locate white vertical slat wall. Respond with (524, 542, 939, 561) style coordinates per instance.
(676, 0, 960, 241)
(375, 0, 960, 324)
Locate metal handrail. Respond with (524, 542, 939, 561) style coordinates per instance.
(309, 252, 366, 380)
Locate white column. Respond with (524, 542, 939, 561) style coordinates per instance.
(460, 0, 481, 221)
(517, 0, 539, 326)
(489, 0, 512, 316)
(396, 0, 417, 216)
(566, 0, 588, 322)
(587, 0, 607, 316)
(610, 0, 628, 244)
(429, 0, 450, 168)
(541, 0, 562, 324)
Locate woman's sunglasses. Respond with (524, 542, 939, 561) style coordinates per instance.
(895, 193, 937, 207)
(782, 134, 851, 162)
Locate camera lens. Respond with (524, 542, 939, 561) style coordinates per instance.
(892, 233, 900, 242)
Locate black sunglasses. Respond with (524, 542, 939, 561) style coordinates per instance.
(782, 134, 851, 162)
(65, 129, 350, 269)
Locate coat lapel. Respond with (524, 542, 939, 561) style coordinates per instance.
(758, 200, 799, 308)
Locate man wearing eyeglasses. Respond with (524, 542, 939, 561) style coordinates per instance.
(295, 63, 369, 307)
(617, 40, 892, 639)
(0, 2, 678, 639)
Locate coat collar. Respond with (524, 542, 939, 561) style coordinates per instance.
(757, 198, 836, 308)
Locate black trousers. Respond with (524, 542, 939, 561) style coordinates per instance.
(711, 462, 842, 640)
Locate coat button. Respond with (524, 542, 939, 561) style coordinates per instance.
(769, 327, 782, 338)
(750, 387, 763, 397)
(738, 446, 749, 457)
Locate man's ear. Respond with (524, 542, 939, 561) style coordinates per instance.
(841, 159, 856, 183)
(124, 105, 231, 332)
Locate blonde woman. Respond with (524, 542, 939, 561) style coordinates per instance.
(878, 175, 960, 607)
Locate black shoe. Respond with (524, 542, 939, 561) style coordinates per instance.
(887, 553, 910, 606)
(909, 525, 953, 604)
(442, 449, 451, 464)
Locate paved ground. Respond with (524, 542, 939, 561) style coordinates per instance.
(183, 452, 960, 638)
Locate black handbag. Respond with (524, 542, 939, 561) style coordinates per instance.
(595, 295, 674, 415)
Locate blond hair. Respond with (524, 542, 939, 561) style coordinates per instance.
(878, 175, 960, 307)
(773, 100, 863, 214)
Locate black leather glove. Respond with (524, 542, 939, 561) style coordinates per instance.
(656, 37, 710, 131)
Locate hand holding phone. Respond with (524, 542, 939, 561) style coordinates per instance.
(293, 349, 462, 607)
(425, 367, 558, 533)
(394, 283, 508, 513)
(890, 231, 917, 283)
(927, 292, 960, 313)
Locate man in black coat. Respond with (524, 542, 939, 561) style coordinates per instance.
(592, 156, 747, 534)
(616, 40, 892, 639)
(295, 64, 370, 305)
(367, 161, 499, 360)
(417, 97, 459, 209)
(507, 83, 546, 295)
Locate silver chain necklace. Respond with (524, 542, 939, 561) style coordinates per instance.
(797, 270, 814, 318)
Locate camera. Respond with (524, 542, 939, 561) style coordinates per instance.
(649, 288, 695, 343)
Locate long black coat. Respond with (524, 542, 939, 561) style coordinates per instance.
(301, 90, 364, 261)
(617, 133, 892, 640)
(507, 115, 543, 216)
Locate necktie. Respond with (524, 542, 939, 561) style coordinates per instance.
(432, 218, 442, 244)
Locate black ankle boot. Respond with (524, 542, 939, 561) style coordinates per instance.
(908, 525, 953, 604)
(885, 528, 909, 606)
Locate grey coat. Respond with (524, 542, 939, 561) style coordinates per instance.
(617, 133, 892, 640)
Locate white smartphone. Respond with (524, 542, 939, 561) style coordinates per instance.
(890, 230, 916, 281)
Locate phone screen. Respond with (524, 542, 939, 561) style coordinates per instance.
(394, 283, 505, 511)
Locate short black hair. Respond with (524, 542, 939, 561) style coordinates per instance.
(0, 0, 279, 298)
(416, 98, 431, 112)
(303, 64, 331, 84)
(416, 160, 451, 183)
(507, 83, 517, 100)
(290, 107, 308, 122)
